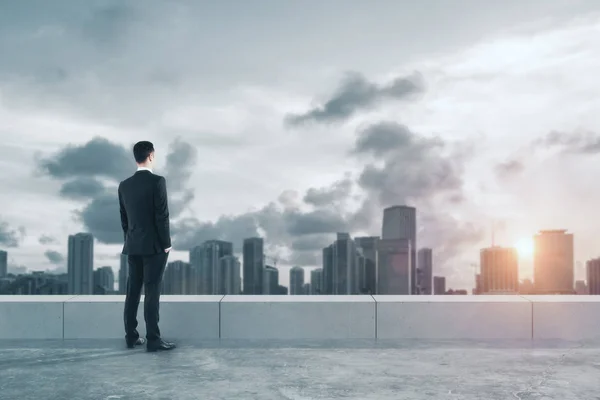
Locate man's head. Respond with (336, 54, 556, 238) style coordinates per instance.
(133, 141, 155, 168)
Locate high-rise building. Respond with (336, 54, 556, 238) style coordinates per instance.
(310, 268, 323, 294)
(479, 246, 519, 294)
(289, 266, 305, 295)
(303, 283, 311, 295)
(263, 265, 280, 294)
(575, 279, 588, 295)
(382, 205, 417, 294)
(220, 255, 241, 294)
(94, 266, 115, 293)
(534, 230, 574, 294)
(0, 250, 7, 278)
(196, 240, 233, 294)
(433, 276, 446, 295)
(586, 258, 600, 295)
(67, 233, 94, 294)
(118, 253, 128, 294)
(377, 238, 411, 294)
(322, 245, 334, 294)
(355, 236, 378, 294)
(243, 237, 264, 294)
(163, 261, 194, 294)
(331, 233, 360, 294)
(417, 248, 433, 295)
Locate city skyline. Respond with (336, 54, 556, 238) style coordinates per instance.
(2, 2, 600, 290)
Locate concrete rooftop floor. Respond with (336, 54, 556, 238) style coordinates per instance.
(0, 339, 599, 400)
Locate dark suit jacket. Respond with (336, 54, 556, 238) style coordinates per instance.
(118, 170, 171, 255)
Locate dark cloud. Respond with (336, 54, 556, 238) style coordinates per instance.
(44, 250, 65, 265)
(285, 72, 424, 125)
(303, 177, 353, 207)
(283, 209, 350, 236)
(82, 3, 135, 46)
(290, 234, 332, 252)
(38, 136, 132, 181)
(534, 130, 600, 154)
(59, 177, 106, 200)
(38, 234, 58, 245)
(0, 218, 25, 248)
(495, 159, 525, 179)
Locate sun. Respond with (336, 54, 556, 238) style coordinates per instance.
(515, 237, 534, 258)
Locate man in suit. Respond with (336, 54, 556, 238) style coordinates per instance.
(119, 141, 176, 352)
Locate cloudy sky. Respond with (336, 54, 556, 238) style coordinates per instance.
(1, 0, 600, 290)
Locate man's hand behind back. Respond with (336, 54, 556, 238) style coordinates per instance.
(165, 247, 172, 253)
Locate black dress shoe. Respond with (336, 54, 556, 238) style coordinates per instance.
(146, 339, 176, 352)
(126, 338, 146, 349)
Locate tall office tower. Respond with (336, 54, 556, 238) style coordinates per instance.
(310, 268, 323, 294)
(289, 266, 305, 295)
(331, 233, 360, 294)
(322, 245, 334, 294)
(433, 276, 446, 295)
(243, 237, 264, 294)
(162, 261, 194, 294)
(479, 246, 519, 294)
(534, 230, 574, 294)
(586, 258, 600, 295)
(67, 233, 94, 294)
(382, 205, 417, 294)
(118, 253, 128, 294)
(220, 255, 241, 294)
(189, 245, 203, 294)
(303, 283, 311, 295)
(575, 280, 588, 295)
(263, 265, 280, 295)
(417, 248, 433, 295)
(377, 238, 411, 294)
(94, 266, 115, 292)
(198, 240, 233, 294)
(0, 250, 7, 278)
(355, 236, 378, 294)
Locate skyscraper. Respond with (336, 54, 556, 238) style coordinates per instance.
(355, 236, 378, 294)
(118, 253, 128, 294)
(289, 266, 305, 295)
(263, 265, 279, 295)
(377, 238, 411, 294)
(433, 276, 446, 295)
(67, 233, 94, 294)
(534, 230, 574, 294)
(0, 250, 7, 278)
(94, 266, 115, 293)
(417, 248, 433, 295)
(198, 240, 233, 294)
(243, 237, 264, 294)
(322, 245, 334, 294)
(220, 255, 241, 294)
(382, 205, 417, 294)
(310, 268, 323, 294)
(331, 233, 360, 294)
(162, 261, 194, 294)
(586, 258, 600, 295)
(480, 246, 519, 294)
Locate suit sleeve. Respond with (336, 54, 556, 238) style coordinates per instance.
(154, 176, 172, 249)
(118, 184, 128, 242)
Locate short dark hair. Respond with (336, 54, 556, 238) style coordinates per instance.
(133, 141, 154, 163)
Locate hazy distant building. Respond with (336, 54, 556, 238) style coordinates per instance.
(67, 233, 94, 294)
(163, 261, 194, 295)
(243, 238, 264, 294)
(417, 248, 433, 295)
(382, 205, 417, 294)
(195, 240, 233, 295)
(0, 250, 7, 278)
(289, 266, 305, 295)
(586, 258, 600, 295)
(94, 266, 115, 292)
(310, 268, 323, 294)
(220, 255, 241, 294)
(322, 245, 334, 294)
(575, 279, 588, 295)
(480, 246, 519, 294)
(474, 274, 482, 295)
(303, 283, 311, 295)
(433, 276, 446, 295)
(378, 238, 411, 294)
(332, 233, 361, 294)
(355, 236, 378, 294)
(519, 279, 535, 295)
(263, 265, 280, 294)
(534, 230, 574, 294)
(118, 253, 128, 294)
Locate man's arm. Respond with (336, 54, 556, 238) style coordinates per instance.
(118, 184, 128, 242)
(154, 176, 172, 251)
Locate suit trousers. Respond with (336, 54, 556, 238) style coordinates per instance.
(124, 252, 169, 343)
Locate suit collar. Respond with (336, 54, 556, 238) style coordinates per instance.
(136, 167, 153, 174)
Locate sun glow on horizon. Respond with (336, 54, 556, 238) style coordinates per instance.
(515, 237, 535, 259)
